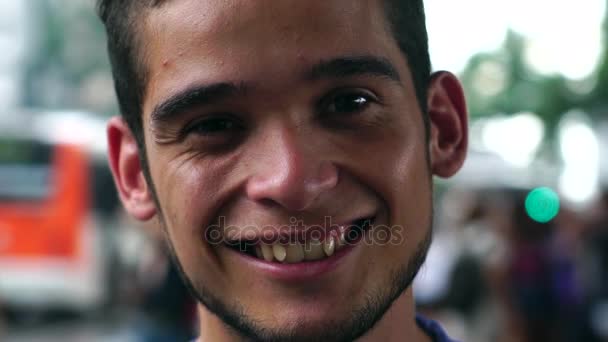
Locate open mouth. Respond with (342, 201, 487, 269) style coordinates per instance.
(223, 216, 375, 264)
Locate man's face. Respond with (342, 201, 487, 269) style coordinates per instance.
(139, 0, 433, 339)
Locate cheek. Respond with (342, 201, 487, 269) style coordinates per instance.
(358, 143, 431, 290)
(145, 152, 209, 250)
(390, 144, 431, 209)
(350, 127, 430, 218)
(150, 149, 245, 266)
(388, 143, 432, 236)
(161, 163, 221, 230)
(150, 158, 232, 287)
(353, 125, 431, 254)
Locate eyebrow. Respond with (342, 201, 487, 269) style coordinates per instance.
(150, 55, 401, 124)
(151, 82, 250, 124)
(307, 55, 401, 84)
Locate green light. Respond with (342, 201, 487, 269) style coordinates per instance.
(525, 187, 560, 223)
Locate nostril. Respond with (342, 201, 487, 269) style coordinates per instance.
(301, 161, 339, 204)
(258, 198, 279, 208)
(315, 161, 339, 189)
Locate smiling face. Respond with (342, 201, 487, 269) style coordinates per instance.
(107, 0, 468, 341)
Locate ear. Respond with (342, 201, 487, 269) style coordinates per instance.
(107, 116, 157, 221)
(427, 71, 469, 178)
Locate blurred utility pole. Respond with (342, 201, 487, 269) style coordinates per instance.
(0, 2, 30, 120)
(587, 0, 608, 113)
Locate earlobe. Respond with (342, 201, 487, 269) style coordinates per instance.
(427, 71, 468, 178)
(107, 116, 157, 221)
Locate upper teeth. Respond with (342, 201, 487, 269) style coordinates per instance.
(253, 231, 347, 264)
(304, 238, 325, 261)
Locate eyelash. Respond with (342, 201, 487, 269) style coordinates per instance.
(318, 88, 379, 118)
(183, 114, 244, 138)
(181, 88, 380, 140)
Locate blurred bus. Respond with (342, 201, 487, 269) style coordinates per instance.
(0, 110, 117, 314)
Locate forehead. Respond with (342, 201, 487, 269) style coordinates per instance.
(139, 0, 405, 115)
(144, 0, 388, 39)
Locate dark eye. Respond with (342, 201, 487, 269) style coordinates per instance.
(322, 91, 375, 117)
(187, 117, 242, 136)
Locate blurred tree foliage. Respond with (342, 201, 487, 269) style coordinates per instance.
(23, 0, 115, 114)
(461, 4, 608, 139)
(20, 0, 608, 128)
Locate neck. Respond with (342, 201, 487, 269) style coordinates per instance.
(356, 288, 431, 342)
(196, 287, 430, 342)
(196, 305, 242, 342)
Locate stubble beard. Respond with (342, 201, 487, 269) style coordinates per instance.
(158, 216, 432, 342)
(146, 144, 435, 342)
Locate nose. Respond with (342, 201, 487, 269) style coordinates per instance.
(245, 126, 339, 211)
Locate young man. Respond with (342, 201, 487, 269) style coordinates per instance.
(99, 0, 468, 341)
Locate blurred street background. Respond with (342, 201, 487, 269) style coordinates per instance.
(1, 1, 607, 341)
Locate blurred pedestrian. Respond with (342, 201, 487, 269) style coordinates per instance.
(131, 236, 197, 342)
(0, 300, 5, 340)
(579, 189, 608, 341)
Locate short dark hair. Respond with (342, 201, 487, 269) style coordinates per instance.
(97, 0, 431, 157)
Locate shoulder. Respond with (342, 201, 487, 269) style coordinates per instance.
(415, 314, 461, 342)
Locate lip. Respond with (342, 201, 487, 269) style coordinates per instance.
(216, 212, 377, 282)
(221, 215, 376, 245)
(223, 235, 362, 282)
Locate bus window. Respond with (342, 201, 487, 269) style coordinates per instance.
(0, 138, 53, 202)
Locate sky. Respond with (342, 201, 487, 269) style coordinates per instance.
(425, 0, 606, 80)
(0, 1, 606, 100)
